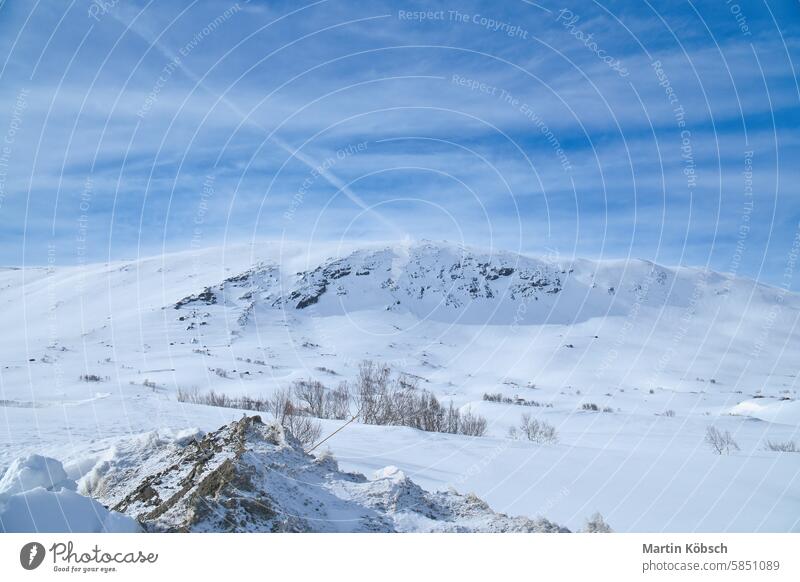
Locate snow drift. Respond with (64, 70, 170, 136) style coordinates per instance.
(0, 454, 139, 533)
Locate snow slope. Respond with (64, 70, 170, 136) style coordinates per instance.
(1, 240, 799, 532)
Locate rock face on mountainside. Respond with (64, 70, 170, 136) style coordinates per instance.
(93, 416, 568, 533)
(171, 242, 599, 326)
(283, 244, 568, 311)
(168, 240, 792, 329)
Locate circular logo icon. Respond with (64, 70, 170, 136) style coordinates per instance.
(20, 542, 46, 570)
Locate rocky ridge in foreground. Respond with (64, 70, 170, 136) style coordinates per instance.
(89, 416, 569, 533)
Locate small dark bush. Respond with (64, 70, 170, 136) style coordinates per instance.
(765, 440, 798, 453)
(80, 374, 105, 382)
(482, 393, 552, 408)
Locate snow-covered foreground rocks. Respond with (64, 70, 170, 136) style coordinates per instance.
(85, 416, 568, 533)
(0, 455, 139, 533)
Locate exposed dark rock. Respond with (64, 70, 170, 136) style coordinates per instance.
(95, 416, 569, 533)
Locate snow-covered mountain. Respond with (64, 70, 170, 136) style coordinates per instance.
(1, 240, 799, 532)
(169, 240, 756, 326)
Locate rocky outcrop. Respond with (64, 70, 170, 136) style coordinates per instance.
(172, 243, 573, 324)
(92, 416, 568, 533)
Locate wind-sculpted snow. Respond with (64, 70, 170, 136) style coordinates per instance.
(85, 416, 569, 533)
(0, 455, 140, 533)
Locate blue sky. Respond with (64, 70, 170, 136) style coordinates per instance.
(0, 0, 798, 286)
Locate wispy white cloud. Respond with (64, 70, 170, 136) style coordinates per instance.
(0, 0, 797, 287)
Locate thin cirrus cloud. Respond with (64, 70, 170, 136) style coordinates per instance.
(0, 0, 797, 288)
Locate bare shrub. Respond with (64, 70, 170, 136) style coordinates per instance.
(660, 409, 676, 417)
(176, 388, 269, 413)
(236, 395, 270, 412)
(269, 387, 296, 425)
(444, 402, 460, 434)
(459, 408, 488, 437)
(202, 390, 230, 407)
(705, 426, 740, 455)
(175, 387, 193, 404)
(581, 403, 599, 411)
(409, 390, 446, 433)
(196, 361, 491, 441)
(765, 440, 798, 453)
(519, 414, 558, 444)
(293, 379, 326, 418)
(263, 387, 321, 447)
(354, 360, 392, 425)
(179, 384, 321, 447)
(324, 381, 351, 420)
(351, 361, 487, 437)
(387, 373, 423, 427)
(284, 413, 322, 447)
